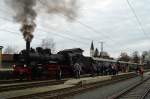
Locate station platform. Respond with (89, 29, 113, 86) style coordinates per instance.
(0, 68, 13, 71)
(0, 72, 137, 99)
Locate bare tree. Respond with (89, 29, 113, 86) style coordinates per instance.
(141, 51, 148, 63)
(131, 51, 140, 63)
(118, 52, 130, 62)
(40, 38, 56, 53)
(3, 45, 19, 54)
(144, 51, 150, 61)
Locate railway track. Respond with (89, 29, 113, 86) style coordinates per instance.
(109, 77, 150, 99)
(0, 74, 92, 93)
(0, 74, 92, 84)
(9, 73, 136, 99)
(0, 79, 19, 84)
(0, 79, 63, 84)
(0, 79, 67, 92)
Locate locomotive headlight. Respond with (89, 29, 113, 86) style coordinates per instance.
(24, 64, 27, 67)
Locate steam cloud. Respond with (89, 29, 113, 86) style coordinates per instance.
(41, 0, 78, 20)
(5, 0, 78, 42)
(6, 0, 37, 42)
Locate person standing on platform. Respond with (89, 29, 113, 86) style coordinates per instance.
(139, 66, 144, 81)
(74, 62, 81, 79)
(112, 64, 116, 75)
(56, 66, 62, 80)
(108, 64, 112, 75)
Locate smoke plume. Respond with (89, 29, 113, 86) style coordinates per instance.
(6, 0, 37, 42)
(5, 0, 78, 42)
(40, 0, 78, 20)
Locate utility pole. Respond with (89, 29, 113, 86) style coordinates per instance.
(98, 41, 104, 57)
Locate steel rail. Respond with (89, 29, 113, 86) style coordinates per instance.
(140, 87, 150, 99)
(10, 73, 137, 99)
(0, 79, 66, 92)
(109, 77, 150, 99)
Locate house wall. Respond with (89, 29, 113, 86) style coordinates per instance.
(2, 54, 14, 68)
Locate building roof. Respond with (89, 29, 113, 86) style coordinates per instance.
(93, 57, 117, 63)
(58, 48, 84, 54)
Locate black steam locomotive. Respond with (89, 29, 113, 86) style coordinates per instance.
(13, 47, 94, 80)
(13, 46, 141, 80)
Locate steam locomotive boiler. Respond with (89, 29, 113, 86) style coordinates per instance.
(13, 47, 94, 80)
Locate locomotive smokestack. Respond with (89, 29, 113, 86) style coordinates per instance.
(26, 40, 30, 52)
(26, 40, 30, 66)
(21, 24, 34, 66)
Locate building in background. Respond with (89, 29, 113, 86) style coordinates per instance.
(2, 54, 14, 68)
(90, 41, 94, 57)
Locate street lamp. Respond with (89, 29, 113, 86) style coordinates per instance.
(0, 46, 3, 68)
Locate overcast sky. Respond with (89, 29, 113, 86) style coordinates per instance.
(0, 0, 150, 58)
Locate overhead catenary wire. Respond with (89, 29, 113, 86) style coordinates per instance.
(37, 27, 89, 45)
(38, 0, 120, 44)
(126, 0, 149, 39)
(37, 0, 93, 41)
(44, 25, 93, 42)
(0, 29, 20, 35)
(0, 1, 130, 53)
(0, 26, 90, 48)
(0, 5, 92, 46)
(0, 2, 140, 54)
(38, 0, 127, 51)
(0, 4, 125, 47)
(35, 1, 141, 53)
(0, 13, 90, 46)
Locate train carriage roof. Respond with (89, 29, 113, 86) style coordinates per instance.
(118, 61, 138, 65)
(92, 57, 139, 65)
(58, 48, 83, 54)
(92, 57, 117, 63)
